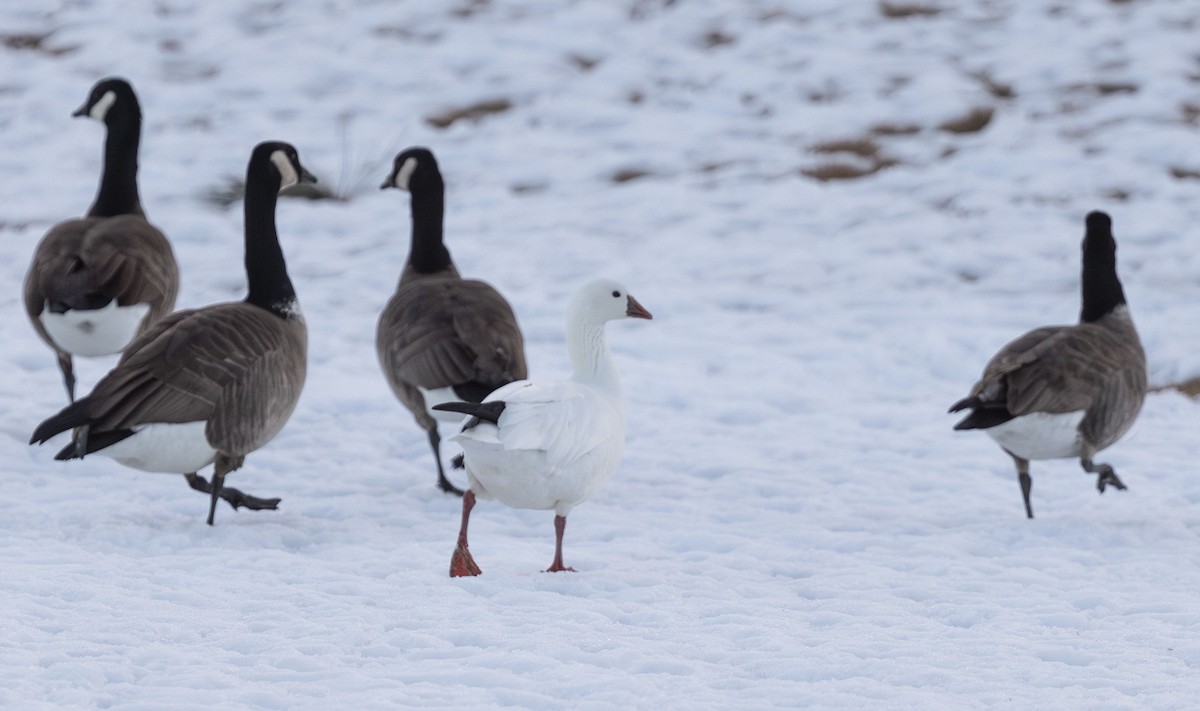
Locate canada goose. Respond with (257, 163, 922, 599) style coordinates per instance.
(434, 279, 653, 576)
(30, 141, 314, 526)
(376, 147, 527, 496)
(949, 211, 1146, 519)
(24, 77, 180, 402)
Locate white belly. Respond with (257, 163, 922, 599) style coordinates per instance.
(459, 435, 623, 517)
(99, 421, 217, 474)
(985, 411, 1085, 460)
(40, 300, 150, 356)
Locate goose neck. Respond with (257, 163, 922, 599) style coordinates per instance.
(406, 181, 451, 274)
(1080, 239, 1126, 323)
(243, 163, 298, 319)
(88, 111, 143, 218)
(568, 319, 621, 393)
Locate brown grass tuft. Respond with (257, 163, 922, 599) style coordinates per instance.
(938, 106, 994, 134)
(425, 99, 514, 129)
(871, 122, 922, 136)
(802, 158, 899, 182)
(1152, 378, 1200, 398)
(1, 32, 77, 56)
(611, 168, 653, 184)
(810, 138, 882, 158)
(879, 2, 942, 18)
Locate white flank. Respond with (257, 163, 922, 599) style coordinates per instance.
(89, 90, 117, 121)
(270, 149, 300, 188)
(985, 410, 1086, 460)
(98, 421, 217, 474)
(40, 299, 150, 357)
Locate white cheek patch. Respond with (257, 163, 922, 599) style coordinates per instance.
(394, 157, 418, 190)
(89, 90, 117, 121)
(270, 150, 300, 188)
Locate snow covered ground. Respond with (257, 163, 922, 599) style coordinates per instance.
(2, 0, 1200, 707)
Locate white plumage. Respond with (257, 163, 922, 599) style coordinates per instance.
(984, 410, 1086, 461)
(100, 421, 216, 474)
(453, 380, 625, 514)
(437, 278, 653, 576)
(40, 299, 151, 357)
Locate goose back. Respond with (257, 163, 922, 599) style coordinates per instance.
(24, 216, 179, 345)
(34, 303, 306, 456)
(957, 307, 1145, 451)
(377, 271, 527, 416)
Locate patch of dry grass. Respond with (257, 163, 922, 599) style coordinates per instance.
(0, 32, 77, 56)
(938, 106, 994, 134)
(879, 2, 943, 19)
(425, 99, 514, 129)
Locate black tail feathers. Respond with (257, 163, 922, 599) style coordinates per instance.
(30, 400, 93, 446)
(432, 400, 507, 427)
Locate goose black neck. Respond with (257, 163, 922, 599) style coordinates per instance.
(243, 161, 296, 318)
(88, 109, 144, 218)
(1080, 213, 1126, 323)
(406, 176, 452, 274)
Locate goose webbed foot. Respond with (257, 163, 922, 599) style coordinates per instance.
(1096, 470, 1126, 494)
(450, 490, 480, 576)
(450, 542, 481, 577)
(184, 473, 281, 512)
(1081, 460, 1127, 494)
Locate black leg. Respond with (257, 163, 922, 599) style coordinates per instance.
(1007, 451, 1034, 519)
(1019, 471, 1033, 519)
(57, 352, 75, 402)
(205, 453, 247, 525)
(71, 424, 91, 459)
(207, 469, 224, 526)
(428, 427, 463, 496)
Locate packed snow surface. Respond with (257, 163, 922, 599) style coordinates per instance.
(2, 1, 1200, 708)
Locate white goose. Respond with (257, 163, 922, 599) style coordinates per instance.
(434, 279, 652, 576)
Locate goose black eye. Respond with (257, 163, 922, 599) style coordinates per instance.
(612, 290, 621, 298)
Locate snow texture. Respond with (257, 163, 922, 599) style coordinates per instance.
(2, 0, 1200, 708)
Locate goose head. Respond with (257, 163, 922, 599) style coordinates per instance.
(249, 141, 317, 192)
(1082, 211, 1115, 262)
(571, 279, 653, 326)
(72, 77, 139, 125)
(380, 147, 441, 192)
(1079, 210, 1126, 323)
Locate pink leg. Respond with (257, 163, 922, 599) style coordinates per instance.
(544, 514, 576, 573)
(450, 490, 482, 577)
